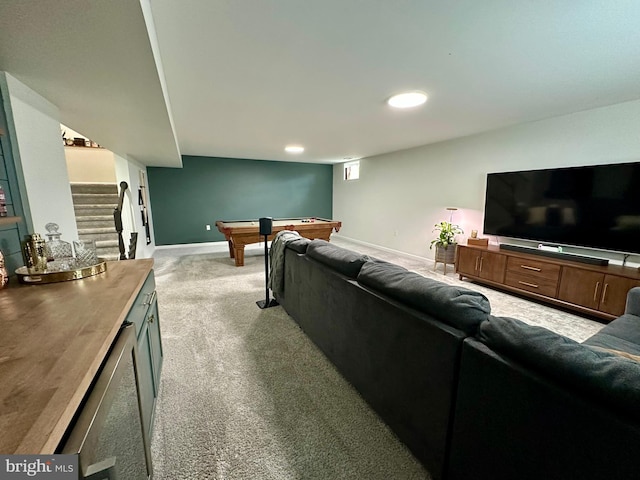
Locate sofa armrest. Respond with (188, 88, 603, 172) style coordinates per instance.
(477, 315, 640, 421)
(448, 337, 640, 480)
(625, 287, 640, 317)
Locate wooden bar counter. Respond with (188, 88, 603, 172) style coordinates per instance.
(0, 259, 154, 454)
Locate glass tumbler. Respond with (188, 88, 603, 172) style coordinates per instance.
(74, 239, 99, 267)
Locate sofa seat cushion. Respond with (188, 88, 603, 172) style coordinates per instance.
(478, 315, 640, 419)
(357, 260, 490, 334)
(587, 346, 640, 362)
(584, 313, 640, 349)
(582, 333, 640, 357)
(305, 239, 370, 278)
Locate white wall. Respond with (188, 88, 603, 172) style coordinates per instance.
(1, 72, 155, 258)
(333, 99, 640, 266)
(114, 154, 156, 259)
(65, 147, 117, 183)
(0, 72, 78, 241)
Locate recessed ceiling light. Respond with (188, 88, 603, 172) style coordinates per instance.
(285, 145, 304, 153)
(387, 91, 428, 109)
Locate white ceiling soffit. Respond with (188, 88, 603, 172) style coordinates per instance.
(2, 1, 640, 167)
(150, 0, 640, 164)
(0, 0, 181, 168)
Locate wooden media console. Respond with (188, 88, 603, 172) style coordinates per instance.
(456, 243, 640, 322)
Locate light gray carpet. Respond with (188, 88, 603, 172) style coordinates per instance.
(150, 237, 604, 479)
(331, 237, 604, 342)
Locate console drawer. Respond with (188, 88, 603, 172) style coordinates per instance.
(505, 257, 560, 297)
(504, 271, 558, 297)
(506, 257, 561, 281)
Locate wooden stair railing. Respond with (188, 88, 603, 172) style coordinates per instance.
(114, 181, 138, 260)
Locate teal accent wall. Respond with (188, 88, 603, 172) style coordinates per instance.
(0, 87, 28, 277)
(147, 156, 333, 245)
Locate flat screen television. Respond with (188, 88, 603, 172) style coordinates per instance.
(483, 162, 640, 255)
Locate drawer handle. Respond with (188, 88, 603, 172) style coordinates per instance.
(518, 280, 539, 288)
(602, 283, 609, 304)
(520, 265, 541, 272)
(479, 257, 484, 272)
(475, 257, 479, 271)
(593, 282, 601, 302)
(143, 290, 157, 306)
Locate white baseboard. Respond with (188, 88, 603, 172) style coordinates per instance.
(153, 240, 269, 257)
(154, 241, 227, 250)
(332, 234, 434, 264)
(153, 235, 438, 266)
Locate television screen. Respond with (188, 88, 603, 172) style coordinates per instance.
(483, 162, 640, 255)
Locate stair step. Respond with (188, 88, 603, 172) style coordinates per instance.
(70, 183, 118, 195)
(75, 205, 115, 216)
(95, 239, 119, 248)
(77, 215, 113, 222)
(98, 247, 120, 255)
(72, 193, 119, 205)
(71, 182, 137, 262)
(77, 219, 114, 229)
(79, 232, 119, 243)
(78, 227, 117, 235)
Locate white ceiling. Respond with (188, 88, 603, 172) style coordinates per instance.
(1, 1, 640, 168)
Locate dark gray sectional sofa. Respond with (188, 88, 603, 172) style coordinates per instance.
(448, 293, 640, 480)
(274, 237, 640, 480)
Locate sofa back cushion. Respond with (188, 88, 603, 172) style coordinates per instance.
(286, 237, 311, 254)
(306, 239, 369, 278)
(357, 260, 491, 334)
(478, 315, 640, 420)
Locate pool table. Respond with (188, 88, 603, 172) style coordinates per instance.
(216, 218, 342, 266)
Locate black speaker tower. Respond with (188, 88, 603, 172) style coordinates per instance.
(256, 217, 279, 309)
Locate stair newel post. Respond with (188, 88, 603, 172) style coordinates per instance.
(114, 181, 128, 260)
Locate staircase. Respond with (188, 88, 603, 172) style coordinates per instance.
(71, 183, 120, 261)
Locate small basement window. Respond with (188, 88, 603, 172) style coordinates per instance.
(344, 160, 360, 180)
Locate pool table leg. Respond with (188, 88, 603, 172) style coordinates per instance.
(228, 240, 235, 259)
(233, 245, 245, 267)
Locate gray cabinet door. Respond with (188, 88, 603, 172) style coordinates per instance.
(136, 319, 156, 441)
(147, 299, 163, 394)
(126, 270, 163, 443)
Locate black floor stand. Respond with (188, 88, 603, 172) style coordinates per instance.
(257, 234, 279, 309)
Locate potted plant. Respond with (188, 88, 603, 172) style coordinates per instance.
(430, 220, 463, 265)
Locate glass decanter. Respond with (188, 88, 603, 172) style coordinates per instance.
(45, 222, 74, 270)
